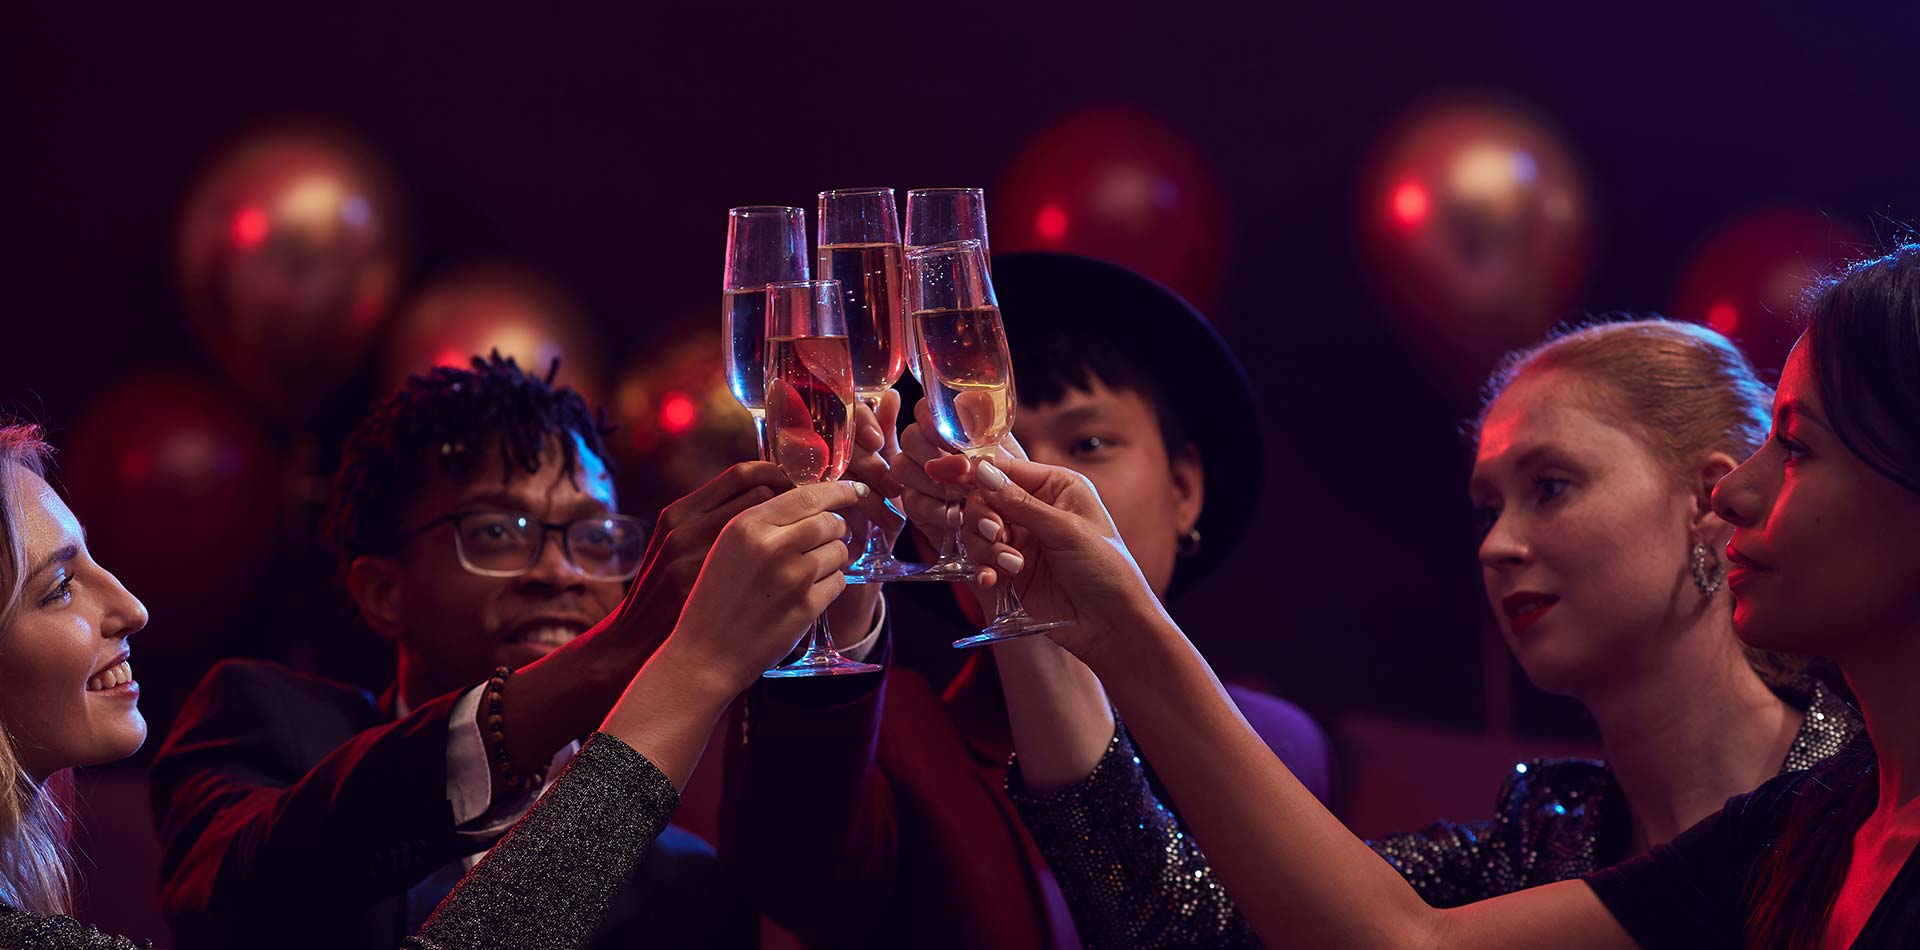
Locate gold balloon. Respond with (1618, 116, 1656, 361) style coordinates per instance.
(1358, 97, 1592, 401)
(179, 129, 404, 418)
(383, 267, 606, 404)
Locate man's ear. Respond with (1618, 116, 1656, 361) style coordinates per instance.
(346, 556, 407, 641)
(1170, 442, 1205, 537)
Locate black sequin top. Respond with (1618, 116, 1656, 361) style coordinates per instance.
(1007, 680, 1860, 949)
(0, 732, 679, 950)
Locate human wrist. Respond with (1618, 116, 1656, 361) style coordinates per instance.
(651, 622, 758, 703)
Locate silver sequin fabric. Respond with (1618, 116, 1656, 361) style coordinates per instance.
(405, 731, 679, 950)
(0, 909, 149, 949)
(1008, 679, 1860, 948)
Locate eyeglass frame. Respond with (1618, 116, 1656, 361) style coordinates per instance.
(403, 509, 649, 581)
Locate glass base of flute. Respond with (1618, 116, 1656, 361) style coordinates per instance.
(763, 613, 881, 677)
(952, 570, 1072, 649)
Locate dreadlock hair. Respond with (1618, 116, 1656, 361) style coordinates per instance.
(322, 351, 616, 578)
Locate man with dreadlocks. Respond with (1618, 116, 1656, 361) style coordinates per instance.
(146, 354, 890, 949)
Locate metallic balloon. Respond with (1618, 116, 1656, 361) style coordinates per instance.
(996, 106, 1231, 313)
(1670, 206, 1865, 374)
(179, 128, 404, 419)
(61, 372, 281, 651)
(382, 266, 606, 404)
(1358, 96, 1592, 401)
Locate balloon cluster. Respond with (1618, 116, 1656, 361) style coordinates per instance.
(1357, 97, 1592, 402)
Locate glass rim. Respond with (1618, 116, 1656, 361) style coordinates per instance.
(765, 278, 842, 291)
(819, 186, 895, 198)
(904, 238, 984, 258)
(905, 187, 986, 197)
(728, 205, 805, 217)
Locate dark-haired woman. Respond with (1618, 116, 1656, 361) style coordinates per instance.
(940, 245, 1920, 947)
(0, 421, 869, 948)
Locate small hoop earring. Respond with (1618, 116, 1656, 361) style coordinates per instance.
(1178, 529, 1202, 558)
(1691, 541, 1725, 597)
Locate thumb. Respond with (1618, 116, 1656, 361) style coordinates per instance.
(972, 458, 1084, 542)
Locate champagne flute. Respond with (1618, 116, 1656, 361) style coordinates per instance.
(818, 188, 929, 583)
(908, 240, 1072, 647)
(902, 188, 990, 386)
(723, 206, 809, 456)
(761, 279, 884, 678)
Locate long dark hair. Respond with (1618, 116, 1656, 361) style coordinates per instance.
(1745, 243, 1920, 949)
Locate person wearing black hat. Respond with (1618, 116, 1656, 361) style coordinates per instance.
(717, 253, 1334, 950)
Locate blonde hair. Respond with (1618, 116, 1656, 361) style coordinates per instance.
(1476, 317, 1807, 689)
(0, 424, 75, 916)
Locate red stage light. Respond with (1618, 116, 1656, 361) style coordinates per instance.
(660, 391, 696, 434)
(230, 205, 270, 249)
(431, 347, 468, 369)
(1392, 182, 1428, 225)
(1706, 301, 1740, 336)
(1036, 204, 1069, 243)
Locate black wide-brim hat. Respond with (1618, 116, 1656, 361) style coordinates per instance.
(991, 251, 1262, 594)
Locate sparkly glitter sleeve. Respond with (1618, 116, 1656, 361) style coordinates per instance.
(1007, 724, 1260, 949)
(0, 908, 149, 949)
(404, 731, 679, 950)
(1365, 817, 1509, 907)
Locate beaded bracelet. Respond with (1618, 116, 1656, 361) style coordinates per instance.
(485, 665, 549, 792)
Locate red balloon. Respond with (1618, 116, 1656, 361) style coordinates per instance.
(1670, 207, 1865, 374)
(1358, 96, 1592, 402)
(383, 267, 606, 405)
(996, 106, 1230, 312)
(179, 128, 405, 420)
(60, 372, 281, 651)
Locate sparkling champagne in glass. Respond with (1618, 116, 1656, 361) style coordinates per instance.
(819, 188, 929, 583)
(902, 188, 990, 385)
(723, 206, 808, 455)
(907, 240, 1072, 648)
(761, 279, 882, 678)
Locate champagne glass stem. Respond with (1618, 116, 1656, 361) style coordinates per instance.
(752, 414, 769, 461)
(945, 498, 967, 558)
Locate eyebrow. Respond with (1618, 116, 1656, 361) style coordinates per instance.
(1468, 445, 1568, 493)
(1776, 401, 1836, 434)
(452, 491, 613, 519)
(1049, 404, 1113, 428)
(32, 544, 78, 581)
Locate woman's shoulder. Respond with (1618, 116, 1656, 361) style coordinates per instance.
(1780, 677, 1865, 773)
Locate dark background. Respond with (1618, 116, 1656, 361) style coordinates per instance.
(5, 1, 1914, 749)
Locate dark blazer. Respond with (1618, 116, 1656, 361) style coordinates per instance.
(149, 659, 749, 950)
(721, 593, 1336, 949)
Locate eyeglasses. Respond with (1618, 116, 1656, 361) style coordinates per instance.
(406, 510, 648, 581)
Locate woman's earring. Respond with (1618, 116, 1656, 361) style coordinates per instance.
(1178, 529, 1202, 558)
(1691, 541, 1725, 597)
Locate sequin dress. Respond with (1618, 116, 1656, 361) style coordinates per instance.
(0, 732, 679, 950)
(1007, 680, 1859, 949)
